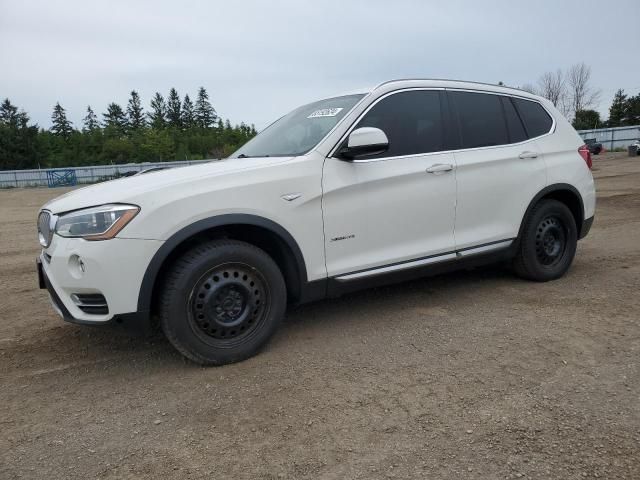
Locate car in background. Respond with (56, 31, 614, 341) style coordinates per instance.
(585, 138, 603, 155)
(631, 140, 640, 155)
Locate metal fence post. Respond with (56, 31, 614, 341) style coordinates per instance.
(611, 128, 615, 151)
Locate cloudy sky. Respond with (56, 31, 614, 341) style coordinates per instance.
(1, 0, 639, 130)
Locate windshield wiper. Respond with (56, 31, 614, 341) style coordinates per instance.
(237, 153, 269, 158)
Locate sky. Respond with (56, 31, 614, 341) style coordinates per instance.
(1, 0, 639, 130)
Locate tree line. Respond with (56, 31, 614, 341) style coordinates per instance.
(0, 87, 257, 170)
(517, 62, 640, 131)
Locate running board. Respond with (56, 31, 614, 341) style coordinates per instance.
(334, 239, 514, 282)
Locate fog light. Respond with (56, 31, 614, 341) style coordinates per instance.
(68, 254, 86, 279)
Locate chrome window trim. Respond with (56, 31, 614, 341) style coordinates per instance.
(327, 87, 556, 162)
(327, 87, 445, 161)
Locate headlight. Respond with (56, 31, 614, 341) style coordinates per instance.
(55, 204, 140, 240)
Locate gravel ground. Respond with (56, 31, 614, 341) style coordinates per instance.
(0, 152, 639, 479)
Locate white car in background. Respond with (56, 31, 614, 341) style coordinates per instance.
(37, 79, 596, 365)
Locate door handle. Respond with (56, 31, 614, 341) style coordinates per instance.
(518, 151, 538, 159)
(426, 163, 454, 174)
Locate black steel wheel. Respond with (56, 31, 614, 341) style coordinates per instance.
(160, 240, 286, 365)
(513, 199, 577, 282)
(534, 216, 567, 267)
(188, 263, 269, 345)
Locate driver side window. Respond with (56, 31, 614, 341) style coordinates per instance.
(355, 90, 444, 159)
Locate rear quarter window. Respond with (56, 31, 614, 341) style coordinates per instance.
(513, 98, 553, 138)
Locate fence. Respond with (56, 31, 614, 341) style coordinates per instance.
(577, 125, 640, 151)
(0, 159, 213, 188)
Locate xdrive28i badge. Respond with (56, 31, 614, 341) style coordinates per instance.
(330, 234, 355, 242)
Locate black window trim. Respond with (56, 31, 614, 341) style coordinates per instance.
(445, 88, 556, 152)
(328, 87, 450, 162)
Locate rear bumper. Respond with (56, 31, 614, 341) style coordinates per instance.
(579, 215, 594, 240)
(38, 257, 151, 333)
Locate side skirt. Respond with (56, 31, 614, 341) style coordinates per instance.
(297, 240, 517, 302)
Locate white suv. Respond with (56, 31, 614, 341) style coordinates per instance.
(37, 79, 596, 365)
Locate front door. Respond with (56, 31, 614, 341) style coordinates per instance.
(322, 89, 457, 278)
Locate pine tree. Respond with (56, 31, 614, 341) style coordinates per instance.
(166, 88, 182, 128)
(82, 106, 99, 132)
(0, 98, 19, 126)
(51, 102, 73, 138)
(608, 89, 627, 127)
(195, 87, 216, 128)
(126, 90, 146, 131)
(149, 92, 166, 130)
(182, 94, 195, 129)
(102, 102, 127, 136)
(626, 93, 640, 125)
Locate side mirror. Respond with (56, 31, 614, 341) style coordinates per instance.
(337, 127, 389, 160)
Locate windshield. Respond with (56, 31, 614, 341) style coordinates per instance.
(230, 94, 365, 158)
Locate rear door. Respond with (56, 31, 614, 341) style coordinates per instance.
(448, 90, 548, 250)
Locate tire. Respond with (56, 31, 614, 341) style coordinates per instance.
(513, 199, 577, 282)
(159, 239, 286, 365)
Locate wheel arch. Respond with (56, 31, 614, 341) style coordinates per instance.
(518, 184, 585, 241)
(137, 214, 309, 316)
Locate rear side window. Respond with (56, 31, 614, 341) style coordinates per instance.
(501, 97, 527, 143)
(354, 90, 443, 158)
(512, 98, 553, 138)
(450, 91, 508, 148)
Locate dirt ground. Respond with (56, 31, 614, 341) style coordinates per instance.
(1, 152, 639, 479)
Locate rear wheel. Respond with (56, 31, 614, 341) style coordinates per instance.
(159, 239, 286, 365)
(513, 199, 577, 281)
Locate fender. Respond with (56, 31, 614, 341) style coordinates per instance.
(136, 214, 309, 315)
(516, 183, 585, 241)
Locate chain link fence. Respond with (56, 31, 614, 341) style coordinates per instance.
(0, 160, 213, 188)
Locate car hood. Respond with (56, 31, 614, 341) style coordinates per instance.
(43, 157, 293, 214)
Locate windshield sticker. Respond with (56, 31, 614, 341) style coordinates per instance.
(307, 107, 343, 119)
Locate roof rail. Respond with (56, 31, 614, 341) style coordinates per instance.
(372, 78, 533, 95)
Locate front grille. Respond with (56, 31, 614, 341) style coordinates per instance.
(71, 293, 109, 315)
(37, 211, 54, 248)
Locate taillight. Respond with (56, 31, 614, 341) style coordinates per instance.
(578, 144, 592, 169)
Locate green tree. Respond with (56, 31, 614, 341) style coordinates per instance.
(166, 88, 182, 129)
(126, 90, 146, 131)
(182, 94, 195, 129)
(102, 103, 127, 137)
(0, 90, 258, 169)
(0, 98, 19, 126)
(195, 87, 216, 128)
(82, 106, 99, 132)
(572, 109, 601, 130)
(0, 100, 39, 169)
(625, 93, 640, 125)
(607, 89, 627, 127)
(148, 92, 166, 130)
(51, 102, 73, 138)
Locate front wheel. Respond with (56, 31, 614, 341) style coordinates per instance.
(513, 199, 577, 282)
(159, 239, 286, 365)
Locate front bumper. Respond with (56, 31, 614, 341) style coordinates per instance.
(38, 256, 152, 332)
(37, 233, 163, 328)
(579, 215, 594, 240)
